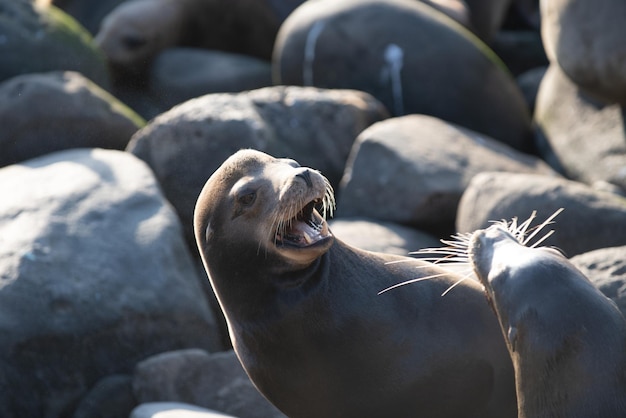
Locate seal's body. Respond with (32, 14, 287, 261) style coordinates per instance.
(194, 149, 516, 418)
(470, 224, 626, 418)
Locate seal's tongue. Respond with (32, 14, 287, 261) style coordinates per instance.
(277, 201, 330, 247)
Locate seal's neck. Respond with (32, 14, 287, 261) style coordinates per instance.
(207, 243, 330, 322)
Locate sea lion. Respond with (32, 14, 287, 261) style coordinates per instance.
(465, 212, 626, 417)
(94, 0, 303, 77)
(193, 149, 516, 418)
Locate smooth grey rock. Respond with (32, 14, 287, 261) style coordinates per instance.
(457, 171, 626, 257)
(516, 66, 546, 115)
(491, 30, 548, 77)
(0, 71, 144, 167)
(541, 0, 626, 104)
(534, 64, 626, 192)
(571, 246, 626, 317)
(329, 217, 442, 256)
(127, 85, 388, 250)
(149, 48, 272, 110)
(463, 0, 513, 42)
(273, 0, 531, 150)
(131, 402, 236, 418)
(133, 349, 285, 418)
(53, 0, 127, 35)
(72, 375, 136, 418)
(0, 148, 221, 418)
(337, 114, 556, 234)
(0, 0, 109, 87)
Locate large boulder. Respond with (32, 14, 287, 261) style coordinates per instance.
(540, 0, 626, 104)
(273, 0, 532, 150)
(337, 114, 555, 234)
(52, 0, 127, 35)
(534, 64, 626, 192)
(0, 0, 109, 87)
(149, 48, 272, 110)
(328, 217, 442, 256)
(571, 246, 626, 317)
(463, 0, 513, 42)
(0, 148, 221, 418)
(0, 71, 144, 168)
(131, 402, 237, 418)
(133, 349, 286, 418)
(457, 172, 626, 257)
(127, 85, 388, 250)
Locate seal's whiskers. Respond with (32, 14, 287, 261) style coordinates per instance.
(378, 272, 454, 295)
(379, 209, 565, 296)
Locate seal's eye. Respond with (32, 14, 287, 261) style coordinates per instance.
(238, 191, 256, 207)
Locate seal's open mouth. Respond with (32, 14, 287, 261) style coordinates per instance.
(275, 199, 331, 248)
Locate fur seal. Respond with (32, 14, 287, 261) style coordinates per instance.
(464, 212, 626, 417)
(194, 149, 516, 418)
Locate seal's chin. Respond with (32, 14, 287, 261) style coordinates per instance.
(275, 199, 332, 249)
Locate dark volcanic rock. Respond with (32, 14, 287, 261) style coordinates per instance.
(0, 148, 221, 418)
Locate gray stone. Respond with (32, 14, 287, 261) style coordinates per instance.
(0, 71, 145, 167)
(516, 66, 546, 115)
(273, 0, 532, 150)
(491, 31, 548, 77)
(149, 48, 272, 110)
(534, 64, 626, 192)
(131, 402, 237, 418)
(463, 0, 513, 42)
(541, 0, 626, 104)
(421, 0, 471, 27)
(329, 217, 442, 256)
(457, 171, 626, 257)
(72, 375, 136, 418)
(337, 114, 556, 234)
(133, 349, 286, 418)
(0, 148, 221, 418)
(0, 0, 109, 87)
(127, 85, 388, 250)
(52, 0, 127, 35)
(571, 246, 626, 318)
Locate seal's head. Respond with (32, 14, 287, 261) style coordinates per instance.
(466, 211, 626, 417)
(468, 223, 573, 349)
(95, 0, 185, 75)
(194, 149, 335, 278)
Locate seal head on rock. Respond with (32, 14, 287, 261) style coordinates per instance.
(465, 211, 626, 417)
(194, 149, 516, 418)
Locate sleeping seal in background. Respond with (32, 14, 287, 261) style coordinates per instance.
(193, 149, 516, 418)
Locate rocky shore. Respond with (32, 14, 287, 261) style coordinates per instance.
(1, 0, 625, 417)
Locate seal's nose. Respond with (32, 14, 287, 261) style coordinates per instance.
(296, 169, 313, 187)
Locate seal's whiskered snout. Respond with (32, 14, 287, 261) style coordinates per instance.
(380, 208, 565, 297)
(270, 166, 335, 251)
